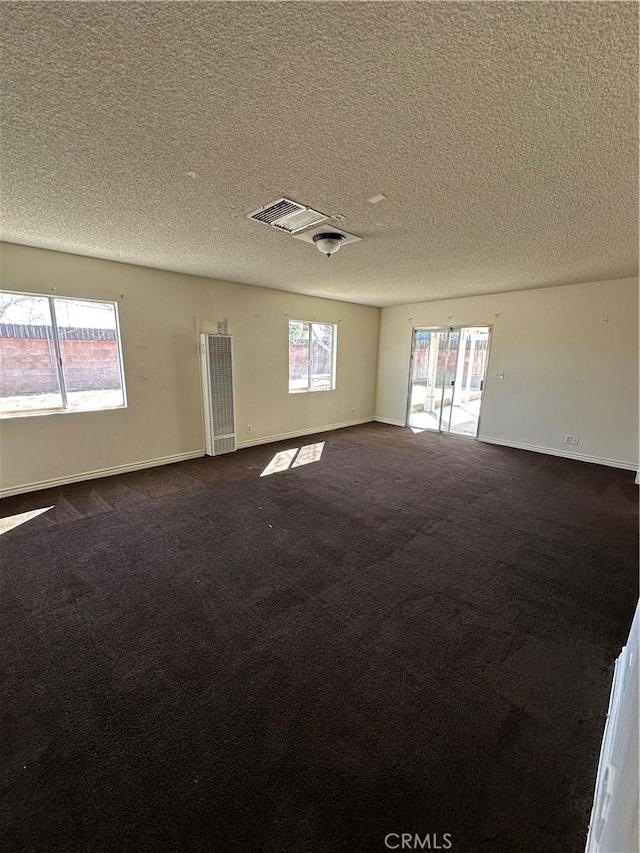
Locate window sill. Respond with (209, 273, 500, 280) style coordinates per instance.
(0, 404, 128, 420)
(288, 388, 336, 394)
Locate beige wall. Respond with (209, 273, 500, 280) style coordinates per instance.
(2, 243, 637, 495)
(376, 277, 639, 469)
(0, 243, 380, 495)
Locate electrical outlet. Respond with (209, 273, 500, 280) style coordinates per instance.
(494, 370, 504, 380)
(246, 424, 252, 433)
(564, 434, 573, 444)
(351, 407, 355, 415)
(571, 435, 580, 445)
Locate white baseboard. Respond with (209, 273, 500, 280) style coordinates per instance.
(0, 450, 204, 498)
(374, 416, 406, 427)
(7, 426, 633, 498)
(1, 421, 377, 498)
(478, 436, 638, 472)
(236, 417, 374, 449)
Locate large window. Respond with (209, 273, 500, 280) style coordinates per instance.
(288, 320, 336, 393)
(0, 291, 126, 416)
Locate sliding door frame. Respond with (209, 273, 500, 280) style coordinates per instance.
(406, 324, 493, 438)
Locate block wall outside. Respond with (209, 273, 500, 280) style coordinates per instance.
(0, 337, 121, 395)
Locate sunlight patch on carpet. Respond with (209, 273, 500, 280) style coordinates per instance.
(261, 442, 325, 476)
(292, 442, 324, 468)
(0, 506, 54, 535)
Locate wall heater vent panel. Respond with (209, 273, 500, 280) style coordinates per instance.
(200, 333, 236, 456)
(214, 436, 235, 455)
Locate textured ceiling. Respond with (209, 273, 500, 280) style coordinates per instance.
(1, 1, 638, 307)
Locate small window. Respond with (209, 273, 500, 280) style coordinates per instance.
(0, 291, 127, 417)
(288, 320, 336, 393)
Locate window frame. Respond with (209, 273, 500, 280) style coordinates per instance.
(288, 319, 337, 394)
(0, 289, 128, 418)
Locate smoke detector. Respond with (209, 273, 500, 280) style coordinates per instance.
(247, 197, 329, 234)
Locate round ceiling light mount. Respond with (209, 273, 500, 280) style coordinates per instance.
(312, 232, 346, 257)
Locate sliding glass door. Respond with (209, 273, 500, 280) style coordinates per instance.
(407, 326, 491, 437)
(448, 326, 491, 436)
(406, 329, 451, 432)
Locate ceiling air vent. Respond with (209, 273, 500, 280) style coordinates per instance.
(247, 197, 329, 234)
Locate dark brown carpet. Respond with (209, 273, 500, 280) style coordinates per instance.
(1, 424, 638, 853)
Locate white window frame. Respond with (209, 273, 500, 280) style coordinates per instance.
(288, 319, 337, 393)
(0, 290, 127, 418)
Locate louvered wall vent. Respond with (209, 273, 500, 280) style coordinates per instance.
(247, 197, 329, 233)
(200, 333, 236, 456)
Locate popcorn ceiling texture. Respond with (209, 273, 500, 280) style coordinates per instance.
(1, 2, 637, 307)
